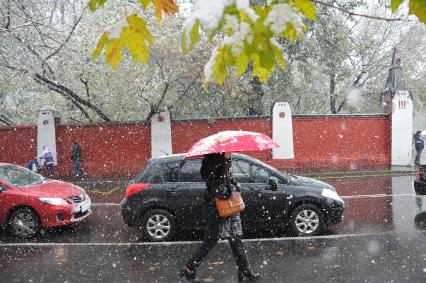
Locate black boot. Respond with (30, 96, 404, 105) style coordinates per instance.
(238, 270, 260, 281)
(179, 267, 200, 283)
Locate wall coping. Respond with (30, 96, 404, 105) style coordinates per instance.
(173, 115, 271, 122)
(0, 125, 37, 130)
(293, 113, 388, 118)
(1, 113, 389, 129)
(56, 120, 150, 128)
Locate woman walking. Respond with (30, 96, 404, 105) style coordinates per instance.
(180, 152, 260, 282)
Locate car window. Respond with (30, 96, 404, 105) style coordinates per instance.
(0, 166, 46, 187)
(137, 163, 162, 183)
(232, 160, 270, 184)
(162, 161, 181, 183)
(180, 159, 203, 182)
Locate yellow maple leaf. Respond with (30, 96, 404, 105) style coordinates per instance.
(92, 14, 153, 68)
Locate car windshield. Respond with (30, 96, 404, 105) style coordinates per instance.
(0, 166, 47, 187)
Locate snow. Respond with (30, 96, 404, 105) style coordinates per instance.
(235, 0, 258, 22)
(184, 0, 233, 34)
(204, 47, 219, 84)
(346, 88, 363, 107)
(264, 4, 305, 35)
(105, 18, 129, 39)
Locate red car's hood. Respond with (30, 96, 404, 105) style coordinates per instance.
(15, 180, 85, 198)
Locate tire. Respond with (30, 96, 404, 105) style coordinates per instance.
(141, 209, 175, 242)
(8, 207, 40, 238)
(289, 204, 324, 237)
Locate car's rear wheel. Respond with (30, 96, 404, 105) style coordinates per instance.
(141, 209, 175, 242)
(289, 204, 324, 236)
(9, 207, 40, 238)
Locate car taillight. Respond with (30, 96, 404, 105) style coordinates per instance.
(125, 184, 150, 197)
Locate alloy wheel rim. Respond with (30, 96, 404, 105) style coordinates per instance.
(146, 214, 171, 240)
(295, 209, 319, 234)
(12, 212, 36, 237)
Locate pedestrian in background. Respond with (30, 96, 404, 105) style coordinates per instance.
(180, 152, 259, 282)
(37, 146, 54, 177)
(71, 141, 83, 178)
(414, 130, 424, 165)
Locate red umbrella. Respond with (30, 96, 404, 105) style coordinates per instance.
(185, 130, 280, 158)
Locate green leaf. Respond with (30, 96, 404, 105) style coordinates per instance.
(182, 21, 200, 54)
(291, 0, 317, 21)
(409, 0, 426, 23)
(391, 0, 404, 12)
(252, 54, 273, 82)
(236, 51, 249, 76)
(139, 0, 152, 9)
(89, 0, 108, 11)
(214, 47, 229, 85)
(273, 47, 286, 69)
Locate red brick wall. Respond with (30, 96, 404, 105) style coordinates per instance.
(54, 122, 151, 177)
(172, 117, 272, 162)
(0, 114, 390, 178)
(272, 115, 392, 171)
(172, 115, 391, 172)
(0, 125, 37, 166)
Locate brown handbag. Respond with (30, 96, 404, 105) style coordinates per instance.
(215, 192, 245, 218)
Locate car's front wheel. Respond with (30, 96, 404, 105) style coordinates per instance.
(141, 209, 175, 242)
(289, 204, 324, 236)
(8, 207, 40, 238)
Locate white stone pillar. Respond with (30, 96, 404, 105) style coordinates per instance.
(391, 91, 413, 165)
(272, 102, 294, 159)
(151, 107, 172, 158)
(37, 108, 60, 165)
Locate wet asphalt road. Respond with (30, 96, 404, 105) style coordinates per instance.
(1, 174, 426, 282)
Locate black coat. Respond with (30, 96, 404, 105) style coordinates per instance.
(414, 133, 424, 151)
(200, 154, 242, 239)
(71, 144, 83, 161)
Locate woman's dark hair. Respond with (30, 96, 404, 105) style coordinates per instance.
(200, 153, 228, 180)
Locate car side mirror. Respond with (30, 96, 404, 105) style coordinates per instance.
(269, 177, 278, 191)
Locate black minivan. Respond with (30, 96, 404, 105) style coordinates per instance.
(121, 153, 345, 241)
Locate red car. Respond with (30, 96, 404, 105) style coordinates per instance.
(0, 163, 91, 238)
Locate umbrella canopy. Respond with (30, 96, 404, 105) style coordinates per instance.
(185, 130, 280, 158)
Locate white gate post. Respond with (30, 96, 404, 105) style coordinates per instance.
(272, 101, 294, 159)
(37, 108, 60, 165)
(151, 107, 172, 158)
(391, 91, 413, 165)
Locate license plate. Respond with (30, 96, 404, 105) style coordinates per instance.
(79, 202, 90, 212)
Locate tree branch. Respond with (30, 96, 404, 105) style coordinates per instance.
(0, 114, 13, 125)
(33, 74, 111, 122)
(311, 0, 407, 22)
(80, 77, 90, 98)
(44, 6, 87, 62)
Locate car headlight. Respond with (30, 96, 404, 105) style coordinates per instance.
(39, 197, 69, 206)
(322, 188, 344, 203)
